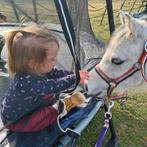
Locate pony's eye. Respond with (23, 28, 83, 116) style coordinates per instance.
(111, 57, 125, 65)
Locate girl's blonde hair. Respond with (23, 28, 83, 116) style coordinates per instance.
(4, 26, 59, 75)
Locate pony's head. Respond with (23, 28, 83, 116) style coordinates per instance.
(86, 12, 147, 97)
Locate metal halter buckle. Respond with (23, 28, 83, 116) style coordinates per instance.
(134, 62, 141, 70)
(109, 81, 117, 88)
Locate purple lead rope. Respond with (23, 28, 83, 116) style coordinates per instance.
(95, 117, 109, 147)
(95, 101, 114, 147)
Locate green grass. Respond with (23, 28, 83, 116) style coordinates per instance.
(78, 94, 147, 147)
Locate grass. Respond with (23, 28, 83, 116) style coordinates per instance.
(0, 0, 147, 147)
(0, 0, 58, 23)
(77, 94, 147, 147)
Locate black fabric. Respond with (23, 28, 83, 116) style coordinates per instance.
(0, 35, 5, 58)
(54, 0, 76, 63)
(0, 35, 6, 72)
(57, 130, 79, 147)
(54, 0, 81, 91)
(1, 123, 63, 147)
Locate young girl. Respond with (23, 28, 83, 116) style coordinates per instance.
(0, 26, 89, 132)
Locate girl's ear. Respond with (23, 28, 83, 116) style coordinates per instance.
(28, 59, 34, 69)
(28, 59, 37, 72)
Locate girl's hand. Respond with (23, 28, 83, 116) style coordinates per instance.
(79, 70, 89, 84)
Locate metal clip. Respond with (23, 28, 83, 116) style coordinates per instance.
(104, 101, 114, 119)
(105, 112, 112, 119)
(107, 101, 114, 113)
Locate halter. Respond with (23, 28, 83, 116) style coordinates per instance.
(95, 41, 147, 99)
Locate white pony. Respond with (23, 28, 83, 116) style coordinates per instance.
(87, 12, 147, 98)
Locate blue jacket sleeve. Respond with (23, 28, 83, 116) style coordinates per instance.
(33, 74, 76, 96)
(45, 68, 74, 79)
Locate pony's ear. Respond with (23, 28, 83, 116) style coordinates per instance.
(120, 11, 126, 25)
(119, 11, 132, 35)
(121, 12, 140, 37)
(124, 13, 133, 36)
